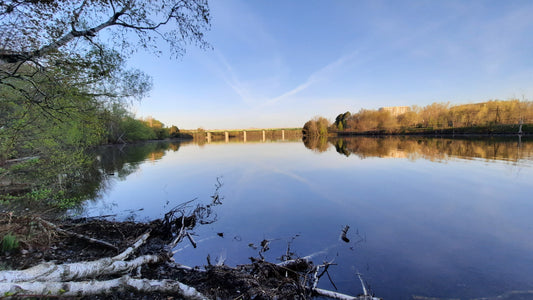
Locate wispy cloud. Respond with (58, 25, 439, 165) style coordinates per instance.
(263, 52, 359, 106)
(213, 50, 254, 104)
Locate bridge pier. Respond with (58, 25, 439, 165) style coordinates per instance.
(200, 128, 295, 143)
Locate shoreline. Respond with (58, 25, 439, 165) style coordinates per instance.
(332, 132, 529, 138)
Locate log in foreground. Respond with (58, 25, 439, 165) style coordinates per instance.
(1, 276, 207, 299)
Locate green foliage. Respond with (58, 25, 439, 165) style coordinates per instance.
(0, 262, 8, 271)
(121, 117, 157, 141)
(334, 112, 351, 131)
(1, 233, 19, 253)
(113, 116, 176, 142)
(169, 125, 180, 138)
(0, 0, 205, 211)
(0, 186, 84, 209)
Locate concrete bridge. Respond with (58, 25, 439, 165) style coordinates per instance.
(188, 128, 302, 143)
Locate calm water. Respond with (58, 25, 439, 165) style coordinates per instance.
(78, 137, 533, 300)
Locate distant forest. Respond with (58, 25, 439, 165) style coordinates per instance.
(304, 99, 533, 136)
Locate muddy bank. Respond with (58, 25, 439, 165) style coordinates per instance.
(0, 211, 368, 300)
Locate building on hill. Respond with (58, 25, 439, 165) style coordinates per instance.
(379, 106, 410, 116)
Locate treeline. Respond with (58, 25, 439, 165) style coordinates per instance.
(109, 114, 185, 143)
(304, 99, 533, 136)
(335, 99, 532, 134)
(0, 71, 184, 208)
(1, 85, 185, 164)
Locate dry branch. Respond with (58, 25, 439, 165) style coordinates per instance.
(37, 217, 118, 251)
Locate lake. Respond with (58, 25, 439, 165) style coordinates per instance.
(77, 136, 533, 300)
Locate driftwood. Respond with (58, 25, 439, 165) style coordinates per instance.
(0, 185, 379, 299)
(314, 288, 380, 300)
(0, 194, 211, 297)
(0, 276, 207, 299)
(0, 215, 208, 299)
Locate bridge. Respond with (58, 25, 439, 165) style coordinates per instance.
(185, 128, 302, 143)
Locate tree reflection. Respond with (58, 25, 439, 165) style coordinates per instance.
(307, 136, 533, 162)
(68, 141, 188, 212)
(303, 135, 329, 152)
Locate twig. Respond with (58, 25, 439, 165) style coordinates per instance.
(312, 265, 321, 290)
(114, 231, 151, 261)
(185, 231, 197, 248)
(37, 217, 118, 252)
(325, 268, 338, 291)
(340, 225, 350, 243)
(277, 244, 337, 267)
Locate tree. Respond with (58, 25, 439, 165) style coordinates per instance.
(0, 0, 210, 64)
(0, 0, 210, 123)
(316, 117, 329, 136)
(169, 125, 180, 138)
(302, 117, 329, 137)
(0, 0, 211, 158)
(302, 120, 318, 136)
(334, 111, 351, 131)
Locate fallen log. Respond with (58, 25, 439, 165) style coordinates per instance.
(0, 253, 162, 283)
(0, 275, 208, 299)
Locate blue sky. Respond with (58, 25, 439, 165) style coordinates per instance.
(128, 0, 533, 130)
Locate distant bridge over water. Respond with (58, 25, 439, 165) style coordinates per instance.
(184, 128, 302, 143)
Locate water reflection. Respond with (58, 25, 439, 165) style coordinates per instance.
(76, 137, 533, 299)
(305, 136, 533, 163)
(95, 141, 185, 178)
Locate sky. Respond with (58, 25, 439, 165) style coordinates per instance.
(127, 0, 533, 130)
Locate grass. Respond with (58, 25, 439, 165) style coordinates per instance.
(1, 233, 19, 253)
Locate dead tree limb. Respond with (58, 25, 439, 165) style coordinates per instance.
(0, 231, 153, 283)
(114, 231, 151, 260)
(0, 254, 162, 283)
(313, 288, 381, 300)
(0, 275, 208, 299)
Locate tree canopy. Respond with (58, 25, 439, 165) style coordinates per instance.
(0, 0, 210, 63)
(0, 0, 210, 107)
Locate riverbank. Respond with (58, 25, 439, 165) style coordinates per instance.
(331, 123, 531, 137)
(0, 209, 369, 299)
(0, 214, 300, 299)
